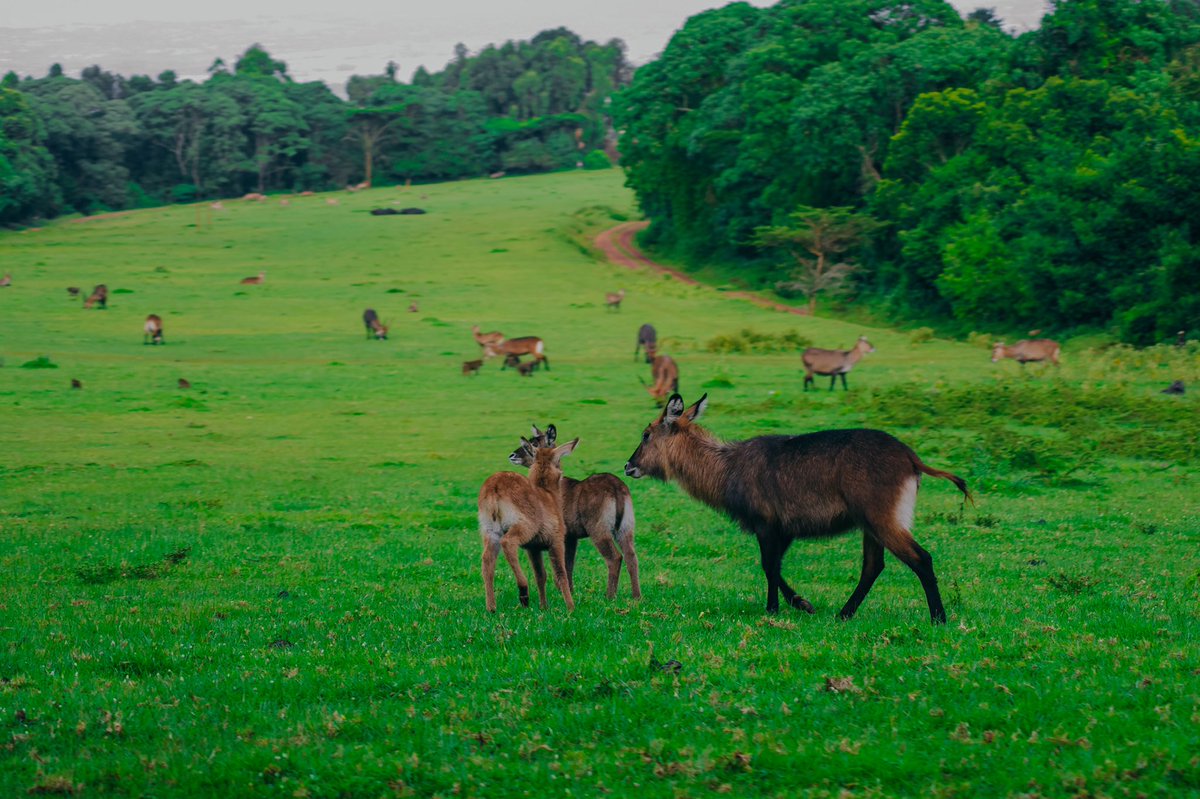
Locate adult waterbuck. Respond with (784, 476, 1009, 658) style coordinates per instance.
(802, 335, 874, 391)
(362, 308, 388, 339)
(143, 314, 164, 345)
(634, 323, 657, 363)
(510, 425, 640, 600)
(991, 339, 1060, 367)
(624, 394, 970, 623)
(478, 437, 579, 612)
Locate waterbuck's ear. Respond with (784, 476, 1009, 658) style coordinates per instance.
(531, 424, 542, 439)
(552, 437, 579, 460)
(662, 394, 686, 425)
(545, 424, 557, 446)
(683, 393, 708, 422)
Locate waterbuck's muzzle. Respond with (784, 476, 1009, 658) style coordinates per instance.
(624, 461, 642, 478)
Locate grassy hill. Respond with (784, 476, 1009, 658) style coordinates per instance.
(1, 170, 1197, 797)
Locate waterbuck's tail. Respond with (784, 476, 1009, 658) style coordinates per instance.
(914, 459, 973, 505)
(614, 492, 635, 543)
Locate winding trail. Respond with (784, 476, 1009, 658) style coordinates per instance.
(594, 221, 809, 316)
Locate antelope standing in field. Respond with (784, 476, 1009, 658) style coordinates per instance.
(178, 378, 191, 390)
(511, 426, 640, 600)
(0, 274, 11, 287)
(802, 335, 875, 391)
(605, 289, 626, 311)
(478, 437, 579, 612)
(462, 359, 483, 376)
(362, 308, 388, 339)
(647, 354, 679, 402)
(143, 314, 164, 345)
(472, 324, 505, 353)
(991, 339, 1060, 367)
(491, 336, 550, 371)
(634, 323, 657, 363)
(66, 287, 80, 297)
(240, 271, 265, 285)
(624, 394, 970, 623)
(83, 284, 108, 309)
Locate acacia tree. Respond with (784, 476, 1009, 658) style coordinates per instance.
(752, 206, 881, 314)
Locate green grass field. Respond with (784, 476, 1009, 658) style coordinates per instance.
(2, 170, 1198, 798)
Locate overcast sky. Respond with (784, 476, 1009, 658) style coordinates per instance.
(0, 0, 1050, 92)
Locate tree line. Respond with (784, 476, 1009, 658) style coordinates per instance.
(0, 29, 628, 224)
(613, 0, 1200, 344)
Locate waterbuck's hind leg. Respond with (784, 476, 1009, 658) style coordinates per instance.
(564, 537, 579, 594)
(591, 534, 623, 599)
(526, 548, 549, 609)
(619, 535, 641, 600)
(838, 533, 885, 620)
(547, 540, 575, 611)
(867, 513, 946, 624)
(481, 540, 501, 613)
(499, 532, 531, 608)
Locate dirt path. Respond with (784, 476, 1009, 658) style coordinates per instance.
(594, 221, 809, 316)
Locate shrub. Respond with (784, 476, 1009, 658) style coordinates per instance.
(705, 328, 811, 354)
(909, 326, 935, 344)
(583, 150, 612, 170)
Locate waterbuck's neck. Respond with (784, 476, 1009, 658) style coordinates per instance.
(528, 462, 561, 494)
(662, 427, 730, 510)
(846, 341, 869, 366)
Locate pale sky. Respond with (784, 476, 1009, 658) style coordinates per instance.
(0, 1, 1049, 92)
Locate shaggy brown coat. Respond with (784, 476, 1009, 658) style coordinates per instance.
(647, 355, 679, 401)
(624, 394, 969, 623)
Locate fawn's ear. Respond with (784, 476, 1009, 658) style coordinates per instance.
(552, 438, 579, 461)
(662, 394, 685, 425)
(545, 424, 557, 446)
(531, 424, 542, 439)
(683, 393, 708, 422)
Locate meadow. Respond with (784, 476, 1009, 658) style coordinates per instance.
(1, 170, 1197, 798)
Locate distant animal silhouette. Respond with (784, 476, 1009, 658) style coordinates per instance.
(1177, 330, 1188, 348)
(178, 378, 191, 390)
(991, 338, 1060, 368)
(362, 308, 388, 339)
(1162, 380, 1185, 395)
(71, 379, 82, 389)
(408, 302, 419, 313)
(83, 284, 108, 309)
(143, 314, 164, 345)
(240, 271, 265, 285)
(803, 336, 876, 391)
(370, 208, 400, 216)
(462, 359, 483, 376)
(517, 361, 537, 377)
(605, 289, 625, 311)
(0, 274, 11, 287)
(67, 287, 80, 296)
(635, 323, 657, 363)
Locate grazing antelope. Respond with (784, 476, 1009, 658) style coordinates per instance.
(605, 289, 626, 311)
(647, 355, 679, 401)
(1162, 380, 1185, 395)
(210, 201, 224, 210)
(240, 271, 265, 285)
(462, 359, 483, 376)
(478, 437, 579, 612)
(802, 336, 875, 391)
(634, 323, 657, 363)
(243, 192, 266, 201)
(83, 284, 108, 309)
(408, 301, 419, 313)
(67, 287, 80, 296)
(143, 314, 164, 345)
(362, 308, 388, 339)
(991, 339, 1060, 367)
(511, 426, 640, 600)
(0, 274, 11, 287)
(625, 394, 969, 623)
(517, 361, 537, 377)
(473, 325, 505, 352)
(299, 191, 315, 197)
(71, 379, 82, 389)
(490, 336, 550, 371)
(178, 378, 191, 390)
(326, 198, 340, 206)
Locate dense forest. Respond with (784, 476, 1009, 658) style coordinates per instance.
(615, 0, 1200, 343)
(0, 29, 628, 223)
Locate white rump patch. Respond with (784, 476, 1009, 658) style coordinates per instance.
(894, 477, 918, 532)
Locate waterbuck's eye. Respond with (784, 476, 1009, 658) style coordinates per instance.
(641, 430, 650, 443)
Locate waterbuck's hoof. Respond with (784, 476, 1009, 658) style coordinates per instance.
(790, 596, 815, 614)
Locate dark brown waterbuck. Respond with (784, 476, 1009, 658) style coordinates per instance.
(624, 394, 970, 623)
(510, 425, 640, 600)
(634, 323, 657, 363)
(362, 308, 388, 339)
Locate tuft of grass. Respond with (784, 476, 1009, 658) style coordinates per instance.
(20, 356, 57, 369)
(705, 328, 811, 354)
